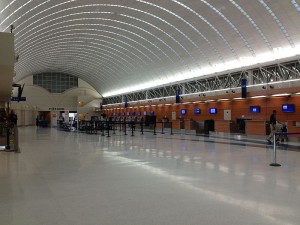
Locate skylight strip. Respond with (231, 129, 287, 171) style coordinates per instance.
(171, 0, 237, 58)
(0, 0, 17, 14)
(136, 0, 211, 63)
(291, 0, 300, 12)
(18, 43, 132, 76)
(259, 0, 294, 47)
(17, 31, 150, 66)
(13, 3, 189, 62)
(19, 27, 163, 62)
(229, 0, 272, 50)
(0, 0, 34, 26)
(200, 0, 255, 56)
(3, 0, 76, 31)
(17, 37, 140, 72)
(18, 50, 118, 81)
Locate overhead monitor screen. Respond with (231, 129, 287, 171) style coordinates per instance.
(194, 108, 201, 114)
(209, 108, 217, 114)
(181, 109, 187, 115)
(250, 106, 260, 113)
(282, 104, 295, 113)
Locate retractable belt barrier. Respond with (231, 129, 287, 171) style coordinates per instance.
(74, 121, 173, 137)
(270, 132, 300, 167)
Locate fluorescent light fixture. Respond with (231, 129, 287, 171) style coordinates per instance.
(205, 100, 215, 102)
(183, 102, 191, 104)
(233, 97, 243, 100)
(165, 104, 172, 106)
(250, 95, 267, 99)
(217, 98, 230, 101)
(271, 93, 290, 97)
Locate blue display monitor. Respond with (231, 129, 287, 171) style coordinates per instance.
(122, 112, 125, 116)
(150, 111, 155, 116)
(132, 112, 135, 116)
(250, 106, 260, 113)
(194, 108, 201, 114)
(282, 104, 295, 113)
(181, 109, 187, 115)
(137, 111, 141, 116)
(209, 108, 217, 114)
(144, 111, 147, 116)
(118, 112, 121, 116)
(126, 112, 130, 116)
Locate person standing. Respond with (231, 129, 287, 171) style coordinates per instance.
(9, 110, 18, 125)
(267, 110, 278, 144)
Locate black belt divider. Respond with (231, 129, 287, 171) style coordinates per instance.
(153, 122, 157, 135)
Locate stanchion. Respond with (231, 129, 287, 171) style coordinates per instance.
(270, 133, 281, 167)
(124, 122, 127, 135)
(5, 127, 10, 150)
(101, 122, 105, 136)
(131, 122, 134, 136)
(153, 122, 157, 135)
(141, 122, 144, 135)
(113, 122, 116, 134)
(106, 122, 110, 137)
(161, 122, 164, 134)
(170, 122, 173, 135)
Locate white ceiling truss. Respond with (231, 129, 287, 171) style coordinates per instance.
(104, 60, 300, 104)
(0, 0, 299, 98)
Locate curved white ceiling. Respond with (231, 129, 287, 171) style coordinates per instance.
(0, 0, 299, 97)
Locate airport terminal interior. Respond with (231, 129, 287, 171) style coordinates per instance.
(1, 1, 300, 224)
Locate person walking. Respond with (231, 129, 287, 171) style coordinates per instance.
(267, 110, 278, 144)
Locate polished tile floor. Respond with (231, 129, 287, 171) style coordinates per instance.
(1, 126, 300, 225)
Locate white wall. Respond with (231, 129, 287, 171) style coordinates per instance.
(11, 76, 102, 126)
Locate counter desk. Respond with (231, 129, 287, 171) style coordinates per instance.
(245, 120, 270, 135)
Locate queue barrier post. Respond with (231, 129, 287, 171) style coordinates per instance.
(124, 122, 127, 135)
(106, 121, 110, 137)
(141, 122, 144, 134)
(269, 133, 281, 167)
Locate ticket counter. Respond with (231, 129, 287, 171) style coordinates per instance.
(245, 120, 270, 135)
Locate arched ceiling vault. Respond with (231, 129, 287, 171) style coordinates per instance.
(1, 0, 299, 97)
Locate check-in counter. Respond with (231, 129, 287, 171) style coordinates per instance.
(172, 120, 181, 129)
(245, 120, 270, 135)
(215, 120, 238, 133)
(156, 122, 162, 129)
(184, 119, 196, 130)
(287, 121, 300, 133)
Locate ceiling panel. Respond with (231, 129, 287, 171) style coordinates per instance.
(0, 0, 299, 97)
